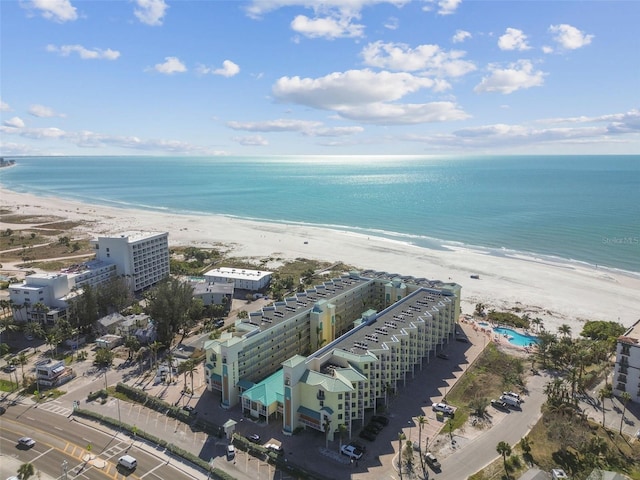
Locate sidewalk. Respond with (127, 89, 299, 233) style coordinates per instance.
(0, 455, 56, 480)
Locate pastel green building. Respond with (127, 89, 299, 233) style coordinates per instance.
(204, 270, 460, 440)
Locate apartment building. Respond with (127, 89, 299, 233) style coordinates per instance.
(93, 231, 169, 293)
(204, 271, 460, 439)
(613, 319, 640, 402)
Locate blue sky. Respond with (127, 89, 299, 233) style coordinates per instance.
(1, 0, 638, 156)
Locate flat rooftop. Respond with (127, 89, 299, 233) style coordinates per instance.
(204, 267, 272, 280)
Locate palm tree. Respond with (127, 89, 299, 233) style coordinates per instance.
(0, 314, 18, 342)
(337, 423, 347, 450)
(598, 387, 610, 427)
(149, 341, 162, 370)
(619, 391, 631, 435)
(558, 323, 571, 339)
(124, 336, 140, 361)
(16, 352, 28, 383)
(496, 441, 512, 479)
(417, 415, 426, 474)
(323, 416, 331, 449)
(397, 432, 406, 480)
(186, 359, 198, 394)
(17, 462, 35, 480)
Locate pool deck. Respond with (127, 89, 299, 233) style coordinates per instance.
(461, 317, 538, 355)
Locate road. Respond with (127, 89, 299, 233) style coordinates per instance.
(1, 403, 206, 480)
(436, 371, 549, 479)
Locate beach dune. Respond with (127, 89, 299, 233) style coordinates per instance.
(2, 188, 639, 336)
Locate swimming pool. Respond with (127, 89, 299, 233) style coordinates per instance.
(493, 327, 539, 348)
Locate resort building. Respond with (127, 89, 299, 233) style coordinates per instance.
(613, 319, 640, 402)
(204, 271, 460, 440)
(10, 231, 169, 323)
(92, 231, 170, 292)
(203, 267, 272, 291)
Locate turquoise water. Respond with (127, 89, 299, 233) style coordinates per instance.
(1, 155, 638, 273)
(493, 327, 539, 347)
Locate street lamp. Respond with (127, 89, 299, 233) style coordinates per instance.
(61, 460, 68, 480)
(407, 420, 413, 442)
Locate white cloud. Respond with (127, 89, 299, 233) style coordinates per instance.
(361, 41, 476, 77)
(3, 117, 25, 128)
(272, 69, 470, 125)
(474, 60, 545, 94)
(245, 0, 410, 19)
(29, 104, 65, 118)
(46, 44, 120, 60)
(215, 60, 240, 77)
(233, 135, 269, 146)
(152, 57, 187, 74)
(542, 45, 554, 54)
(384, 16, 399, 30)
(227, 119, 323, 132)
(134, 0, 168, 26)
(452, 30, 471, 43)
(549, 24, 594, 50)
(309, 126, 364, 137)
(0, 100, 11, 112)
(273, 69, 436, 108)
(498, 28, 531, 51)
(25, 0, 78, 22)
(197, 60, 240, 77)
(422, 0, 462, 15)
(291, 14, 364, 39)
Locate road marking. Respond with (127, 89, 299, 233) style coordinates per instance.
(55, 426, 63, 431)
(30, 446, 54, 462)
(139, 462, 165, 478)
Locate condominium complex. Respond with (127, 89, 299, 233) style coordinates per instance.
(613, 319, 640, 402)
(93, 231, 170, 293)
(204, 271, 460, 440)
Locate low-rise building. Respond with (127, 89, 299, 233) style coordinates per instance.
(203, 267, 272, 291)
(613, 319, 640, 402)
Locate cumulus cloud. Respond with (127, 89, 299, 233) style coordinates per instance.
(134, 0, 168, 26)
(310, 126, 364, 137)
(151, 57, 187, 74)
(291, 14, 365, 39)
(422, 0, 462, 15)
(0, 100, 11, 112)
(384, 16, 399, 30)
(29, 104, 65, 118)
(361, 41, 476, 77)
(245, 0, 410, 19)
(474, 60, 545, 94)
(46, 44, 120, 60)
(452, 30, 471, 43)
(3, 117, 25, 129)
(24, 0, 77, 22)
(272, 69, 469, 125)
(498, 28, 531, 51)
(549, 24, 594, 50)
(197, 60, 240, 77)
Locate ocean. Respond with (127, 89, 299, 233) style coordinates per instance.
(1, 155, 638, 274)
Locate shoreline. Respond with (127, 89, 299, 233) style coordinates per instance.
(2, 187, 640, 335)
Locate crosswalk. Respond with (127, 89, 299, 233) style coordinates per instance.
(38, 399, 73, 417)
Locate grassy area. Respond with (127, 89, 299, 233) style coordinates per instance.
(0, 378, 19, 392)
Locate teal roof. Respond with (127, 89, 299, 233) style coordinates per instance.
(241, 369, 283, 406)
(297, 405, 320, 421)
(237, 379, 255, 390)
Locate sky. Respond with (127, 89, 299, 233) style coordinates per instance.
(1, 0, 639, 157)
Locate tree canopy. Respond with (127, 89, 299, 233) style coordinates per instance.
(145, 277, 195, 347)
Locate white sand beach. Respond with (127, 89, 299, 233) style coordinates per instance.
(2, 187, 639, 336)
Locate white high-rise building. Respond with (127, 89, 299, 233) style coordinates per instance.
(93, 231, 169, 292)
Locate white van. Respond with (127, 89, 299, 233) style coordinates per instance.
(118, 455, 137, 469)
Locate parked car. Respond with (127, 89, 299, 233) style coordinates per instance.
(499, 395, 521, 408)
(371, 415, 389, 426)
(265, 443, 283, 454)
(117, 455, 137, 470)
(340, 444, 363, 460)
(3, 365, 16, 373)
(359, 429, 377, 441)
(502, 391, 522, 403)
(182, 405, 195, 412)
(491, 399, 510, 411)
(213, 319, 225, 328)
(0, 406, 6, 415)
(425, 452, 441, 469)
(18, 437, 36, 448)
(348, 441, 367, 453)
(227, 445, 236, 459)
(432, 402, 454, 416)
(248, 434, 261, 443)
